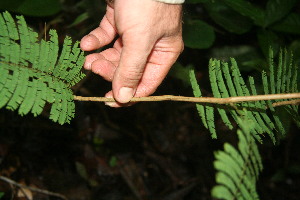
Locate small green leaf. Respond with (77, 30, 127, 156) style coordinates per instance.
(76, 162, 89, 180)
(270, 13, 300, 35)
(68, 12, 89, 28)
(183, 19, 215, 49)
(109, 156, 118, 167)
(211, 185, 234, 199)
(222, 0, 265, 26)
(264, 0, 298, 27)
(205, 2, 253, 34)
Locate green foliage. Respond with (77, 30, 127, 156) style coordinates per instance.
(170, 63, 193, 87)
(204, 1, 253, 34)
(183, 19, 215, 49)
(109, 156, 118, 167)
(0, 11, 85, 124)
(183, 0, 300, 52)
(68, 12, 89, 28)
(0, 192, 3, 199)
(0, 0, 62, 16)
(264, 0, 298, 27)
(221, 0, 265, 26)
(212, 114, 263, 200)
(189, 48, 299, 142)
(189, 48, 299, 200)
(270, 13, 300, 35)
(216, 0, 298, 28)
(257, 30, 281, 58)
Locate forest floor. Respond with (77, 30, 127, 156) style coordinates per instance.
(1, 72, 300, 200)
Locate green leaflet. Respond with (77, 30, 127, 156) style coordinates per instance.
(209, 59, 234, 131)
(189, 69, 211, 134)
(0, 11, 85, 124)
(189, 48, 299, 141)
(212, 114, 263, 200)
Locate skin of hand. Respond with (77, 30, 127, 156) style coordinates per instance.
(80, 0, 184, 107)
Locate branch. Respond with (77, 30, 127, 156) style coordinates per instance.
(272, 99, 300, 107)
(0, 176, 68, 200)
(74, 93, 300, 106)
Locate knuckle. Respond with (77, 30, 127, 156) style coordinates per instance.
(117, 68, 143, 84)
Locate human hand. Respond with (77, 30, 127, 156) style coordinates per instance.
(80, 0, 183, 107)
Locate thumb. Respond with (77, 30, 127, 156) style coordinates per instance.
(112, 34, 154, 103)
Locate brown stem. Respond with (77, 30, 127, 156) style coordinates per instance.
(272, 99, 300, 107)
(74, 93, 300, 106)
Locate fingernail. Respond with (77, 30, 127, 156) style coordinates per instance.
(84, 62, 91, 70)
(104, 94, 116, 107)
(118, 87, 134, 103)
(105, 102, 118, 107)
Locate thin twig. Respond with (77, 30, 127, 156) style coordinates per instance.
(0, 176, 68, 200)
(272, 99, 300, 107)
(74, 93, 300, 106)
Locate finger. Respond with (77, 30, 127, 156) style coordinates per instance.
(104, 63, 170, 108)
(105, 91, 137, 108)
(104, 91, 123, 107)
(84, 52, 118, 72)
(147, 37, 184, 65)
(132, 38, 183, 97)
(135, 62, 172, 97)
(107, 37, 182, 106)
(105, 60, 174, 108)
(99, 42, 122, 63)
(80, 6, 116, 51)
(85, 47, 121, 80)
(91, 59, 117, 81)
(83, 53, 103, 70)
(84, 38, 122, 70)
(112, 34, 155, 103)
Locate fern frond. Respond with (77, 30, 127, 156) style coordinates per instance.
(209, 59, 233, 130)
(190, 69, 211, 135)
(212, 114, 263, 200)
(271, 49, 300, 128)
(0, 11, 85, 124)
(190, 48, 299, 142)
